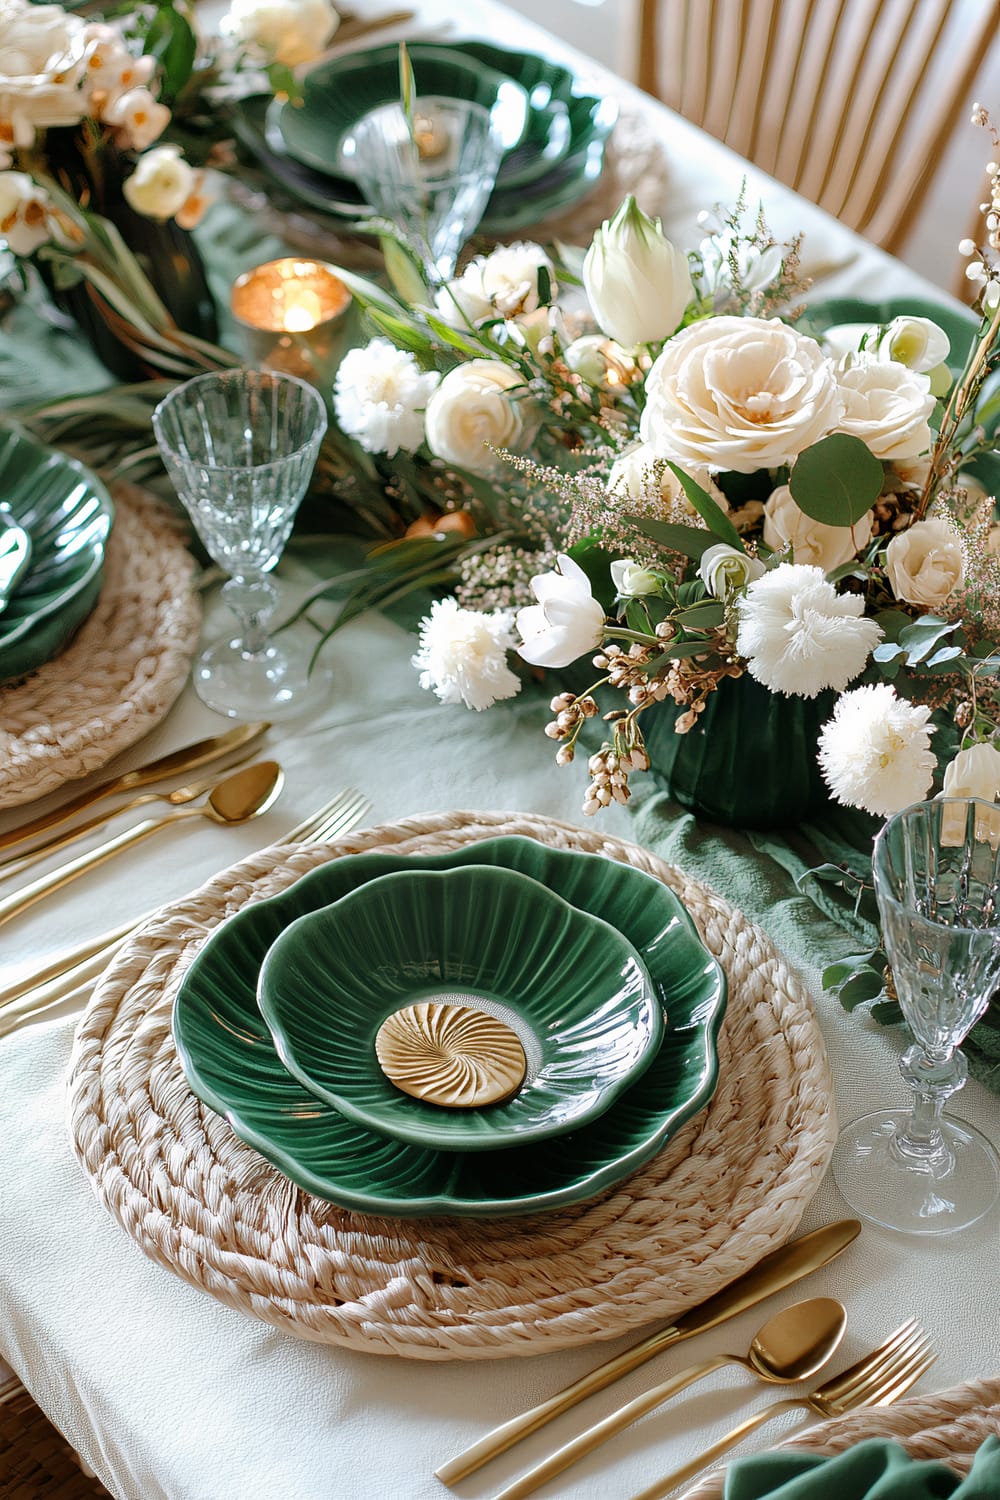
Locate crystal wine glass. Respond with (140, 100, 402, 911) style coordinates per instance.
(348, 96, 506, 283)
(832, 797, 1000, 1234)
(153, 368, 327, 721)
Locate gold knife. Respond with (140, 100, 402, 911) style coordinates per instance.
(0, 721, 271, 852)
(434, 1219, 861, 1486)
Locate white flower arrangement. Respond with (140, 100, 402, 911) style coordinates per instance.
(317, 139, 1000, 831)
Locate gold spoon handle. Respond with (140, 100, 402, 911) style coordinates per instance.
(627, 1397, 803, 1500)
(493, 1355, 734, 1500)
(0, 812, 189, 930)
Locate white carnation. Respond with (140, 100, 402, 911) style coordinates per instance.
(818, 683, 936, 817)
(411, 598, 521, 712)
(735, 562, 882, 698)
(333, 339, 440, 457)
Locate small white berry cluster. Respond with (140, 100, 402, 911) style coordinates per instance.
(581, 743, 650, 817)
(544, 691, 599, 765)
(962, 105, 1000, 308)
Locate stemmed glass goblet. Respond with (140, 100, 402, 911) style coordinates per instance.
(153, 368, 327, 721)
(832, 796, 1000, 1234)
(349, 95, 507, 283)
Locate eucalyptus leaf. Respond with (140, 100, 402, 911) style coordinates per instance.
(789, 433, 883, 526)
(897, 614, 960, 664)
(144, 4, 197, 102)
(822, 950, 886, 987)
(674, 601, 725, 628)
(837, 970, 888, 1010)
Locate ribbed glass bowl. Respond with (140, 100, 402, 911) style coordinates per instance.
(173, 838, 727, 1218)
(0, 422, 113, 684)
(257, 864, 663, 1152)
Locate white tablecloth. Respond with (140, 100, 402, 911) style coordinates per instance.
(2, 5, 998, 1497)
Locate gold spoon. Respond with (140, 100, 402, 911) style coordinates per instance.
(0, 760, 284, 931)
(490, 1298, 847, 1500)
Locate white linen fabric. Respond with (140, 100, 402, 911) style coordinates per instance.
(1, 3, 998, 1497)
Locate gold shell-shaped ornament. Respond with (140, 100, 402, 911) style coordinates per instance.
(374, 1001, 527, 1108)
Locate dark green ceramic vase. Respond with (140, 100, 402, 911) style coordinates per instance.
(641, 672, 835, 829)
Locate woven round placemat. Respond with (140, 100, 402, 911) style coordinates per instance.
(683, 1376, 1000, 1496)
(0, 482, 200, 810)
(67, 811, 836, 1361)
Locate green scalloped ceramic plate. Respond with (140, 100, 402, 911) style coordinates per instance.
(233, 43, 617, 234)
(0, 422, 113, 684)
(173, 837, 727, 1218)
(258, 864, 663, 1152)
(278, 44, 529, 178)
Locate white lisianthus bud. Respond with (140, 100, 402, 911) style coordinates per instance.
(610, 559, 660, 597)
(582, 194, 694, 348)
(122, 145, 195, 221)
(221, 0, 340, 65)
(698, 542, 765, 599)
(516, 553, 606, 669)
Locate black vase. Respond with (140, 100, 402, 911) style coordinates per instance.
(39, 129, 218, 382)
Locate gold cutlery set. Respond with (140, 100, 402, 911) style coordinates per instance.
(0, 721, 370, 1028)
(436, 1219, 936, 1498)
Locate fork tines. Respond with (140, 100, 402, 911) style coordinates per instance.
(821, 1317, 935, 1408)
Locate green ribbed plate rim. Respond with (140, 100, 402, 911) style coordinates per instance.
(257, 863, 663, 1151)
(173, 837, 726, 1218)
(0, 422, 112, 684)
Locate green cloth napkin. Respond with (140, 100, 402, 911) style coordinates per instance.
(723, 1436, 1000, 1499)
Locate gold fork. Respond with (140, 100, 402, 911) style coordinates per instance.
(0, 760, 259, 882)
(0, 788, 370, 1036)
(626, 1319, 936, 1500)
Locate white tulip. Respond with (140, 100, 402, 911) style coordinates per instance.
(583, 194, 693, 348)
(941, 742, 1000, 802)
(122, 145, 194, 221)
(698, 543, 765, 599)
(516, 554, 606, 668)
(610, 559, 660, 597)
(221, 0, 340, 66)
(423, 359, 526, 476)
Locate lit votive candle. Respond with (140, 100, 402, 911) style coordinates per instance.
(230, 257, 352, 383)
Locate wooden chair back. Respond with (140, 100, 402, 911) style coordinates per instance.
(638, 0, 1000, 255)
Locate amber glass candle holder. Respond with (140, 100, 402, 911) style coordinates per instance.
(230, 258, 351, 383)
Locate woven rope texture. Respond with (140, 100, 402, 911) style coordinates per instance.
(0, 483, 200, 809)
(684, 1375, 1000, 1496)
(67, 811, 836, 1362)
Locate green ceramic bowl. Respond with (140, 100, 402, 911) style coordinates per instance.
(0, 422, 113, 684)
(257, 865, 662, 1152)
(278, 44, 529, 178)
(173, 837, 727, 1218)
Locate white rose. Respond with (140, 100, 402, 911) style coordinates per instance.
(941, 742, 1000, 801)
(610, 559, 660, 597)
(763, 484, 873, 572)
(0, 170, 56, 255)
(640, 316, 843, 474)
(221, 0, 339, 66)
(516, 553, 606, 668)
(0, 1, 90, 145)
(583, 194, 693, 347)
(884, 517, 964, 608)
(122, 145, 194, 221)
(424, 359, 526, 476)
(836, 354, 934, 461)
(100, 86, 170, 151)
(698, 542, 765, 598)
(607, 441, 724, 516)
